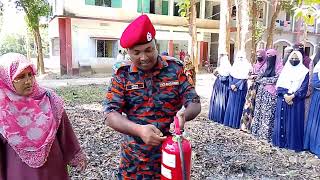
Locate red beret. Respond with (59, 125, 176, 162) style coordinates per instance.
(120, 15, 156, 48)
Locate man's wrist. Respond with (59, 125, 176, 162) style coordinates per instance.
(134, 124, 143, 137)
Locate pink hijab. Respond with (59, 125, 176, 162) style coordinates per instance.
(252, 49, 267, 75)
(263, 49, 283, 95)
(0, 53, 64, 168)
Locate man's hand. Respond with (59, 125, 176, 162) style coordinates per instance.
(231, 84, 237, 91)
(138, 124, 166, 146)
(170, 110, 186, 133)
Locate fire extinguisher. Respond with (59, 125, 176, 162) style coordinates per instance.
(161, 116, 192, 180)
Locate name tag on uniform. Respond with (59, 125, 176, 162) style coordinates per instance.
(126, 83, 145, 90)
(159, 81, 179, 88)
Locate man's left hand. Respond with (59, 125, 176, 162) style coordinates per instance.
(170, 110, 185, 133)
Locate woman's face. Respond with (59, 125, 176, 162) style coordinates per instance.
(12, 67, 35, 96)
(289, 53, 300, 66)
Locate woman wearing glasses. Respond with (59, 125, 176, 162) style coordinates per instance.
(0, 53, 87, 180)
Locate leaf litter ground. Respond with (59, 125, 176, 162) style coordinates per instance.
(55, 84, 320, 180)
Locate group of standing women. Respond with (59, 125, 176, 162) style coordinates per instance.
(209, 42, 320, 156)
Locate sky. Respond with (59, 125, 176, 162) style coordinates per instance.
(0, 0, 27, 40)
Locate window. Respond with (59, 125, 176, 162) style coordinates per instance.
(305, 47, 311, 57)
(196, 2, 200, 18)
(85, 0, 122, 8)
(137, 0, 150, 13)
(282, 46, 287, 58)
(174, 2, 179, 16)
(51, 38, 60, 56)
(150, 0, 155, 14)
(162, 0, 168, 15)
(96, 40, 117, 58)
(285, 12, 291, 21)
(231, 6, 236, 18)
(258, 7, 264, 19)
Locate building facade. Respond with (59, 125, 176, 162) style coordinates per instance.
(48, 0, 220, 75)
(48, 0, 320, 75)
(230, 1, 320, 61)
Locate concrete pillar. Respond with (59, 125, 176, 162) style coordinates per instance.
(169, 0, 174, 16)
(200, 0, 205, 19)
(58, 18, 73, 75)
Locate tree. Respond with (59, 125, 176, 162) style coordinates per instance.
(0, 34, 27, 55)
(235, 0, 250, 53)
(14, 0, 50, 74)
(177, 0, 198, 72)
(235, 0, 241, 51)
(266, 0, 297, 48)
(293, 0, 320, 45)
(266, 0, 281, 48)
(250, 1, 266, 63)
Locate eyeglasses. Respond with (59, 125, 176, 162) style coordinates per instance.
(12, 72, 35, 83)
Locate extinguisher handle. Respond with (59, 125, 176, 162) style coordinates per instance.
(174, 116, 181, 135)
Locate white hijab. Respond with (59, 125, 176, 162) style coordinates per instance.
(314, 59, 320, 79)
(230, 51, 252, 79)
(217, 54, 232, 76)
(276, 51, 309, 93)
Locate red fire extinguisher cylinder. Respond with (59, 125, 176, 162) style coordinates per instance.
(161, 117, 192, 180)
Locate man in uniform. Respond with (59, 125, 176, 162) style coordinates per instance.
(103, 15, 201, 179)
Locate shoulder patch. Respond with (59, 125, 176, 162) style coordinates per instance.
(112, 61, 132, 74)
(161, 56, 183, 66)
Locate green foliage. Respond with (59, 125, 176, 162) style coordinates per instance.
(281, 1, 297, 15)
(293, 0, 319, 26)
(0, 34, 27, 55)
(16, 0, 50, 29)
(176, 0, 191, 18)
(40, 26, 49, 57)
(253, 22, 266, 43)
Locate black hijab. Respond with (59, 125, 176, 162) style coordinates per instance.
(263, 55, 277, 77)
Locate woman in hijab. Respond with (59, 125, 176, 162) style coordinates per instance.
(313, 42, 320, 66)
(0, 53, 87, 180)
(293, 43, 314, 123)
(273, 51, 309, 151)
(240, 49, 267, 132)
(223, 51, 251, 129)
(282, 46, 293, 66)
(183, 55, 196, 86)
(209, 53, 232, 123)
(251, 49, 283, 142)
(304, 43, 320, 156)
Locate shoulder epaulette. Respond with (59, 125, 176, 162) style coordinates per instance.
(161, 56, 183, 66)
(112, 61, 132, 74)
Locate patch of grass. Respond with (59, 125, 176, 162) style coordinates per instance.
(55, 84, 107, 104)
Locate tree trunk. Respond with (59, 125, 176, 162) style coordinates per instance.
(266, 1, 281, 49)
(190, 0, 198, 72)
(226, 0, 232, 60)
(303, 22, 307, 47)
(33, 27, 45, 74)
(218, 0, 228, 55)
(251, 0, 257, 63)
(235, 0, 241, 51)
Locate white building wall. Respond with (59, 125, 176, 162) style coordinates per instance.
(122, 0, 138, 12)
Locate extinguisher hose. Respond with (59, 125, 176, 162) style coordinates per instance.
(178, 136, 187, 180)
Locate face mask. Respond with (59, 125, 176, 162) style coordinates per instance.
(290, 58, 300, 66)
(257, 56, 264, 62)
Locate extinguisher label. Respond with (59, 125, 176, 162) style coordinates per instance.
(161, 164, 172, 179)
(162, 150, 176, 168)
